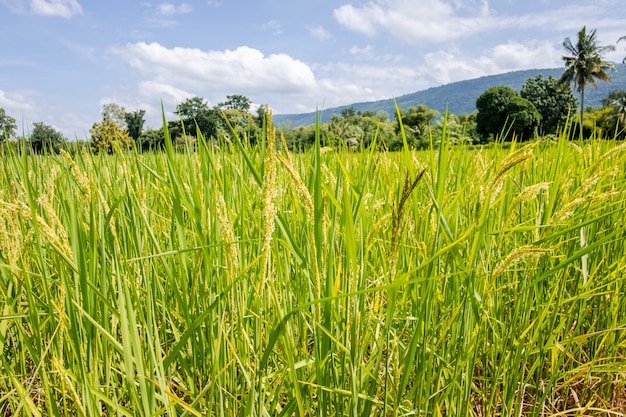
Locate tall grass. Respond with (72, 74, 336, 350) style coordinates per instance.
(0, 114, 625, 416)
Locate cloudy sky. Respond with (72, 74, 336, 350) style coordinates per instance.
(1, 0, 625, 137)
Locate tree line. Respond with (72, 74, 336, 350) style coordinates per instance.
(1, 26, 626, 153)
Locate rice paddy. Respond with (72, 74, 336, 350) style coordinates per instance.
(1, 115, 625, 416)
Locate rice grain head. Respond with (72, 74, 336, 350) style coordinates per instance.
(216, 191, 239, 280)
(277, 153, 314, 224)
(60, 149, 91, 202)
(493, 245, 553, 278)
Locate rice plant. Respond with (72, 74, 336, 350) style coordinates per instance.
(0, 113, 625, 416)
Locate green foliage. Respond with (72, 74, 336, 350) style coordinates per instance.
(0, 107, 17, 141)
(559, 26, 616, 130)
(282, 124, 316, 150)
(175, 96, 222, 140)
(394, 104, 439, 148)
(521, 75, 578, 134)
(218, 94, 252, 111)
(29, 121, 65, 154)
(138, 128, 166, 151)
(124, 109, 146, 142)
(256, 104, 267, 128)
(219, 108, 261, 145)
(432, 112, 480, 145)
(101, 102, 128, 128)
(476, 86, 540, 141)
(1, 119, 626, 415)
(90, 118, 134, 153)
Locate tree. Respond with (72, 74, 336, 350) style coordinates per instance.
(340, 107, 357, 119)
(176, 96, 221, 139)
(90, 119, 134, 153)
(599, 90, 626, 138)
(619, 36, 626, 63)
(256, 104, 267, 128)
(30, 122, 64, 154)
(138, 128, 165, 151)
(476, 86, 540, 141)
(124, 109, 146, 143)
(0, 108, 17, 142)
(218, 94, 252, 112)
(101, 103, 127, 128)
(219, 108, 260, 144)
(558, 26, 615, 133)
(395, 104, 439, 148)
(521, 75, 578, 135)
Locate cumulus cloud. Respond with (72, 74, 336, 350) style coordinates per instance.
(334, 0, 494, 43)
(0, 0, 83, 18)
(110, 42, 317, 94)
(105, 42, 415, 120)
(420, 41, 562, 85)
(156, 3, 192, 16)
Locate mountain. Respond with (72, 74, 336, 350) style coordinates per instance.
(273, 63, 626, 127)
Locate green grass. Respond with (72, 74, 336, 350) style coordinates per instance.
(1, 115, 625, 416)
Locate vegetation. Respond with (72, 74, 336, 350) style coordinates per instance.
(90, 118, 134, 153)
(559, 26, 616, 131)
(29, 122, 65, 154)
(476, 86, 540, 141)
(520, 75, 578, 135)
(1, 112, 625, 415)
(125, 109, 146, 143)
(0, 108, 16, 142)
(2, 24, 626, 416)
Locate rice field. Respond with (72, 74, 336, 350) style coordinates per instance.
(1, 116, 625, 416)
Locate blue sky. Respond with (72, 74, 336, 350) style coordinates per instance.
(1, 0, 625, 137)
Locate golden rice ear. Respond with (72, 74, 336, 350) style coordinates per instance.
(277, 153, 313, 224)
(216, 190, 239, 282)
(60, 149, 91, 202)
(259, 108, 277, 293)
(492, 245, 553, 278)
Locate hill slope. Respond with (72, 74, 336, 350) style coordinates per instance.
(274, 64, 626, 127)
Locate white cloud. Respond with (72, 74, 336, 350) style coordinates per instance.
(420, 41, 562, 85)
(30, 0, 83, 18)
(0, 89, 36, 112)
(334, 0, 494, 43)
(309, 25, 332, 41)
(137, 81, 193, 105)
(106, 42, 336, 119)
(110, 42, 317, 94)
(0, 89, 93, 138)
(156, 2, 192, 16)
(106, 42, 417, 118)
(207, 0, 222, 7)
(489, 41, 561, 71)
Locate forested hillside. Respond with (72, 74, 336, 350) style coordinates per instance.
(274, 64, 626, 127)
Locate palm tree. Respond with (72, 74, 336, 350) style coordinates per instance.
(619, 35, 626, 63)
(558, 26, 615, 133)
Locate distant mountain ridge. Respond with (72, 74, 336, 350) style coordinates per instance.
(273, 63, 626, 127)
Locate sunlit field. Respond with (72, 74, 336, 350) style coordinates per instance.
(1, 116, 625, 416)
